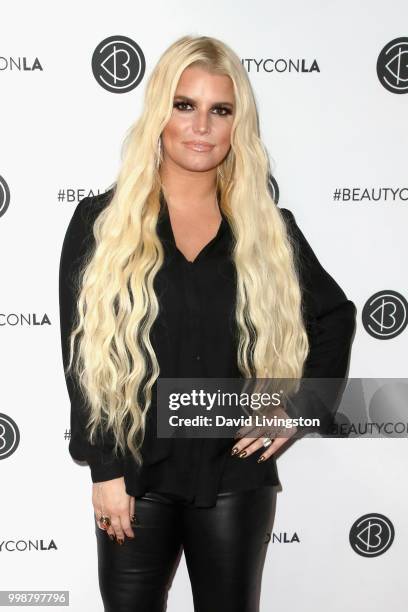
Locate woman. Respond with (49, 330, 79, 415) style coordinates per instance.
(59, 35, 356, 612)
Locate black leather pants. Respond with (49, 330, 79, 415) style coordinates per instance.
(94, 485, 276, 612)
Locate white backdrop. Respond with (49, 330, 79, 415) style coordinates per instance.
(1, 0, 407, 610)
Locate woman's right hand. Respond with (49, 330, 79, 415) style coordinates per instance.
(92, 477, 135, 544)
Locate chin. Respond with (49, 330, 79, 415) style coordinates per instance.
(177, 159, 219, 172)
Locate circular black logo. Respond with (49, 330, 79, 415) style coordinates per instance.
(377, 37, 408, 94)
(0, 413, 20, 459)
(92, 35, 146, 93)
(362, 290, 408, 339)
(0, 176, 11, 218)
(349, 513, 394, 557)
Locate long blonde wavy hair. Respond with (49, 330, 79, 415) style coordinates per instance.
(66, 35, 310, 467)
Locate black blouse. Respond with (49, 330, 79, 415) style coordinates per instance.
(59, 188, 356, 507)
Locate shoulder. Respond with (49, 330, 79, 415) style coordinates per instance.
(278, 206, 297, 234)
(64, 186, 115, 245)
(60, 186, 115, 271)
(276, 206, 322, 302)
(277, 207, 299, 245)
(74, 186, 115, 228)
(277, 206, 314, 269)
(278, 207, 294, 221)
(277, 206, 305, 262)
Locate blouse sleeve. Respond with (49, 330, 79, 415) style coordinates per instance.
(279, 207, 357, 436)
(58, 196, 125, 482)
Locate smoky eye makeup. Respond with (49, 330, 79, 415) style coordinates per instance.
(213, 105, 233, 116)
(172, 100, 233, 116)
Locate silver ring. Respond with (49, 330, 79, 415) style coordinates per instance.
(262, 437, 272, 448)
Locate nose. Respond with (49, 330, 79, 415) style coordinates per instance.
(192, 109, 210, 135)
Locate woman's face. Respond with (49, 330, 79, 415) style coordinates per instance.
(160, 65, 235, 173)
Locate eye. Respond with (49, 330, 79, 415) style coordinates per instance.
(173, 101, 193, 111)
(212, 106, 232, 116)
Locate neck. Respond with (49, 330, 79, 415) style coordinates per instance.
(159, 159, 219, 215)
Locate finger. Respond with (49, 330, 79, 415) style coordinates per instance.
(100, 520, 116, 540)
(93, 485, 108, 531)
(129, 496, 135, 523)
(94, 508, 106, 530)
(93, 486, 104, 529)
(120, 512, 135, 539)
(110, 515, 125, 544)
(98, 494, 117, 541)
(258, 436, 288, 462)
(231, 436, 259, 455)
(104, 523, 116, 541)
(233, 437, 272, 458)
(94, 508, 115, 541)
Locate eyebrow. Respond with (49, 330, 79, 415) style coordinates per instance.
(173, 95, 234, 108)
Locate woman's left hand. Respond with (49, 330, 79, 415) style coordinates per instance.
(230, 405, 298, 463)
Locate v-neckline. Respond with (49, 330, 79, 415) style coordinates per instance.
(158, 192, 227, 266)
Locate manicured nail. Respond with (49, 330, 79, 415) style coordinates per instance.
(117, 538, 124, 546)
(238, 450, 247, 458)
(108, 533, 115, 541)
(231, 447, 239, 456)
(257, 455, 266, 463)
